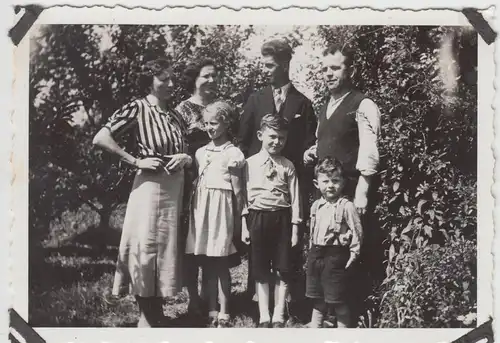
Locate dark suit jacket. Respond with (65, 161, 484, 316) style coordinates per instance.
(237, 84, 317, 172)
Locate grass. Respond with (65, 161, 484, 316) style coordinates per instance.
(29, 240, 294, 327)
(28, 205, 361, 328)
(29, 206, 308, 328)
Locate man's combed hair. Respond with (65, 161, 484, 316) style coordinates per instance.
(314, 156, 346, 179)
(261, 39, 293, 64)
(260, 113, 289, 132)
(322, 43, 355, 69)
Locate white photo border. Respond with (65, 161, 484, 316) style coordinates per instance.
(10, 6, 495, 343)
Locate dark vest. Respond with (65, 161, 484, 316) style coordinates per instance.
(317, 91, 366, 176)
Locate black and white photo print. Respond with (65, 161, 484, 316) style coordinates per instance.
(8, 6, 495, 343)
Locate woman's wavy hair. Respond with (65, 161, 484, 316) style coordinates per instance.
(182, 58, 218, 95)
(203, 100, 237, 140)
(137, 58, 172, 94)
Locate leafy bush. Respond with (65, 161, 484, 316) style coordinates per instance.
(378, 238, 476, 328)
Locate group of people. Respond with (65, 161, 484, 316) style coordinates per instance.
(92, 38, 381, 329)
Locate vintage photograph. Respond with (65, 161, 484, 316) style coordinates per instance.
(27, 22, 479, 330)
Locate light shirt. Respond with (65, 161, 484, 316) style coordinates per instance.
(310, 197, 363, 256)
(311, 94, 381, 176)
(195, 142, 245, 191)
(273, 83, 291, 112)
(325, 91, 352, 120)
(244, 149, 302, 224)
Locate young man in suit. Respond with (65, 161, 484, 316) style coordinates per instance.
(237, 39, 317, 326)
(238, 39, 317, 171)
(303, 43, 382, 326)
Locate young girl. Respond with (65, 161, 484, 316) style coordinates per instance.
(185, 101, 246, 328)
(306, 157, 363, 328)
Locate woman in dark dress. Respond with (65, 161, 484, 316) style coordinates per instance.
(176, 59, 220, 317)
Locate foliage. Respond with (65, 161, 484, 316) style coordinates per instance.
(313, 26, 477, 275)
(377, 238, 476, 328)
(29, 25, 261, 240)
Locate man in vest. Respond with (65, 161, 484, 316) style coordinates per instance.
(304, 43, 380, 216)
(303, 43, 382, 324)
(238, 39, 317, 326)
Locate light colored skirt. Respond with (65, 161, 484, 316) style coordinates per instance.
(185, 186, 237, 257)
(112, 169, 184, 298)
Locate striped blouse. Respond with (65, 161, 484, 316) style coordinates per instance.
(104, 97, 187, 158)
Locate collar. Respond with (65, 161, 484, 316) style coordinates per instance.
(206, 141, 232, 152)
(255, 149, 279, 166)
(273, 83, 291, 96)
(328, 91, 351, 107)
(316, 196, 346, 209)
(145, 95, 171, 112)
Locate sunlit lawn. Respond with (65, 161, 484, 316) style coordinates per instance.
(29, 242, 266, 327)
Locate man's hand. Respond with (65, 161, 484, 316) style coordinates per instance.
(354, 175, 371, 215)
(354, 191, 368, 216)
(303, 145, 317, 166)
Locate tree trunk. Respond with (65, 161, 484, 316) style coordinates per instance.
(98, 206, 112, 231)
(94, 204, 113, 252)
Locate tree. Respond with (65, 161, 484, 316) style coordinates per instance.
(29, 24, 263, 241)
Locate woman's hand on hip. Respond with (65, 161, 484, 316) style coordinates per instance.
(165, 153, 192, 172)
(136, 157, 164, 171)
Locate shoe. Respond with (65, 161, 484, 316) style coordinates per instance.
(272, 321, 285, 328)
(303, 322, 321, 328)
(207, 316, 218, 328)
(217, 319, 231, 328)
(257, 321, 271, 328)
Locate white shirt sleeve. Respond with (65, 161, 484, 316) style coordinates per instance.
(355, 98, 381, 176)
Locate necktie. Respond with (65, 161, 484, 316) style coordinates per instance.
(274, 88, 283, 112)
(265, 158, 277, 179)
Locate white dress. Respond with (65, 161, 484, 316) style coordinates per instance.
(185, 142, 245, 257)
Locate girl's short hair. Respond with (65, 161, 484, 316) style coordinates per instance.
(314, 156, 346, 179)
(203, 100, 236, 137)
(259, 113, 289, 132)
(138, 58, 172, 93)
(183, 58, 218, 94)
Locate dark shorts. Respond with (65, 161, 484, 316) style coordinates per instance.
(248, 209, 292, 282)
(306, 245, 350, 304)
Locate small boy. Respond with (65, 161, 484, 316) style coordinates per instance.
(306, 157, 363, 328)
(241, 114, 301, 328)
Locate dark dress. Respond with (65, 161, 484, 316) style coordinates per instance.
(175, 100, 210, 263)
(175, 100, 210, 157)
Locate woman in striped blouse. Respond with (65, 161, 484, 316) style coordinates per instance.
(93, 58, 192, 327)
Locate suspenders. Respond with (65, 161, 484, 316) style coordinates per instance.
(310, 197, 349, 246)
